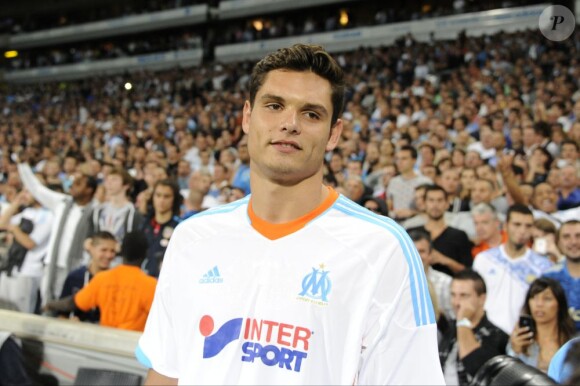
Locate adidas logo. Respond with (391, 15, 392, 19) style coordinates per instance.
(199, 266, 223, 284)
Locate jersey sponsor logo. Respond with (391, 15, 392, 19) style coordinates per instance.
(200, 266, 223, 284)
(297, 264, 331, 306)
(199, 315, 312, 372)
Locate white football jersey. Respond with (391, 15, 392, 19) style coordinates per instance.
(137, 189, 444, 385)
(473, 245, 553, 334)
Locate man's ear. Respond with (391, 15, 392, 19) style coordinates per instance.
(83, 238, 92, 252)
(242, 101, 252, 135)
(326, 119, 343, 152)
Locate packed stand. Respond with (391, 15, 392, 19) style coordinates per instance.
(0, 26, 579, 381)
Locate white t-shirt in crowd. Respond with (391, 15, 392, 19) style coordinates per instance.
(9, 207, 53, 278)
(473, 245, 552, 334)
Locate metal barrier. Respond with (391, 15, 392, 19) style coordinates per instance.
(0, 310, 146, 385)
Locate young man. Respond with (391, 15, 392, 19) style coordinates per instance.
(439, 270, 508, 386)
(473, 204, 553, 334)
(387, 145, 432, 221)
(408, 185, 473, 276)
(57, 231, 117, 323)
(45, 231, 157, 332)
(137, 44, 443, 385)
(0, 190, 53, 313)
(410, 229, 454, 321)
(89, 167, 143, 244)
(543, 220, 580, 331)
(17, 160, 97, 305)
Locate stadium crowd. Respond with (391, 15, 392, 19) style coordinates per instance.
(0, 25, 579, 383)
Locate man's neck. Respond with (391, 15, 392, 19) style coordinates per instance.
(401, 169, 417, 179)
(88, 262, 105, 276)
(485, 231, 503, 248)
(566, 259, 580, 278)
(504, 242, 527, 259)
(155, 211, 173, 224)
(559, 186, 574, 197)
(249, 171, 327, 224)
(109, 194, 129, 207)
(74, 196, 92, 206)
(470, 311, 485, 326)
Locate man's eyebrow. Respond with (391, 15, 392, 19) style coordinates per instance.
(259, 94, 285, 103)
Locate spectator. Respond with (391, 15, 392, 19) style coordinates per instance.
(409, 228, 453, 322)
(89, 167, 143, 245)
(141, 179, 182, 277)
(507, 278, 575, 372)
(470, 178, 508, 215)
(45, 231, 157, 332)
(439, 269, 508, 386)
(361, 196, 388, 216)
(387, 145, 432, 221)
(543, 220, 580, 331)
(556, 164, 580, 211)
(471, 203, 507, 258)
(0, 190, 53, 313)
(343, 175, 367, 205)
(231, 135, 250, 195)
(473, 204, 553, 334)
(408, 185, 473, 276)
(57, 231, 117, 323)
(17, 161, 97, 306)
(438, 168, 469, 213)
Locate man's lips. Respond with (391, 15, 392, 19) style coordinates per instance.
(271, 140, 302, 150)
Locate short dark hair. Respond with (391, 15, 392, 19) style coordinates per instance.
(557, 220, 580, 244)
(424, 184, 448, 200)
(408, 229, 432, 250)
(506, 203, 533, 223)
(399, 145, 418, 160)
(121, 231, 149, 263)
(249, 44, 345, 126)
(91, 231, 116, 244)
(561, 139, 579, 151)
(454, 269, 487, 295)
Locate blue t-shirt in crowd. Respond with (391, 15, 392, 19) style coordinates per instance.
(543, 262, 580, 331)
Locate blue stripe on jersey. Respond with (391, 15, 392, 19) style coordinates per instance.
(334, 197, 435, 326)
(185, 196, 250, 222)
(135, 345, 152, 368)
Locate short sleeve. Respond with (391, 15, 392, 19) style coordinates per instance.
(74, 276, 99, 311)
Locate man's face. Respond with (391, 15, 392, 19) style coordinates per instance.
(451, 279, 485, 318)
(561, 144, 578, 162)
(425, 190, 447, 220)
(241, 70, 342, 186)
(473, 212, 499, 242)
(414, 239, 432, 269)
(153, 184, 174, 214)
(471, 180, 493, 205)
(104, 174, 126, 196)
(89, 239, 117, 270)
(532, 183, 558, 213)
(559, 166, 577, 189)
(506, 212, 534, 249)
(69, 174, 91, 201)
(177, 161, 191, 178)
(395, 150, 414, 174)
(439, 169, 459, 195)
(558, 223, 580, 262)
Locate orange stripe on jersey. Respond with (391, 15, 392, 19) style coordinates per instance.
(248, 186, 338, 240)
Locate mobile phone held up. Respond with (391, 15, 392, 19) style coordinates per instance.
(519, 315, 536, 336)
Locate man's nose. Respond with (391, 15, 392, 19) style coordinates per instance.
(280, 109, 300, 134)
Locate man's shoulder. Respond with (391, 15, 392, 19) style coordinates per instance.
(542, 262, 567, 278)
(67, 266, 88, 278)
(174, 198, 250, 237)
